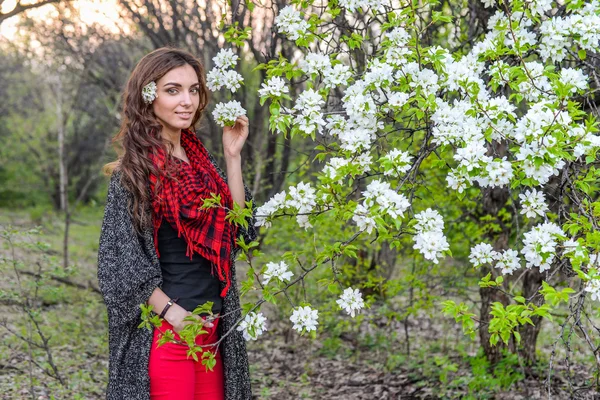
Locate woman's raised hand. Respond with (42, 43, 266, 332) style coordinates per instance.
(222, 115, 249, 159)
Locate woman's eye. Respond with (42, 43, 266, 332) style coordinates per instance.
(191, 88, 199, 94)
(167, 88, 178, 94)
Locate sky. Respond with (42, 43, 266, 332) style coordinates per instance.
(0, 0, 124, 41)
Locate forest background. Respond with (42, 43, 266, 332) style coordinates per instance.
(0, 0, 599, 399)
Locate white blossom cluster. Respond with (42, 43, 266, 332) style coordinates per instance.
(511, 102, 568, 185)
(585, 279, 600, 302)
(336, 287, 365, 317)
(274, 6, 310, 41)
(352, 203, 377, 234)
(212, 100, 246, 127)
(236, 312, 268, 341)
(338, 0, 390, 13)
(290, 306, 319, 333)
(562, 238, 586, 259)
(288, 182, 317, 229)
(293, 88, 326, 136)
(469, 243, 522, 275)
(258, 76, 289, 98)
(322, 153, 371, 183)
(255, 191, 286, 229)
(469, 243, 497, 267)
(519, 189, 549, 219)
(380, 149, 412, 177)
(443, 54, 486, 98)
(383, 27, 411, 65)
(540, 1, 600, 63)
(521, 222, 565, 272)
(412, 209, 449, 264)
(324, 64, 353, 89)
(432, 99, 517, 190)
(262, 261, 293, 285)
(207, 48, 243, 93)
(299, 52, 352, 89)
(300, 53, 332, 76)
(494, 249, 521, 275)
(583, 254, 600, 301)
(363, 180, 410, 220)
(328, 80, 383, 152)
(571, 125, 600, 159)
(254, 182, 319, 230)
(352, 180, 410, 234)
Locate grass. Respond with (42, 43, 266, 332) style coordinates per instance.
(1, 206, 599, 399)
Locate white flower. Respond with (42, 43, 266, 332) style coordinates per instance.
(412, 230, 449, 264)
(352, 203, 376, 234)
(212, 100, 247, 127)
(275, 6, 310, 40)
(479, 157, 513, 188)
(237, 312, 268, 341)
(414, 208, 444, 234)
(387, 92, 410, 108)
(446, 169, 472, 193)
(323, 64, 352, 88)
(409, 68, 439, 96)
(255, 191, 287, 228)
(262, 261, 293, 285)
(469, 243, 499, 267)
(519, 189, 549, 219)
(221, 70, 244, 92)
(213, 48, 239, 69)
(323, 157, 350, 181)
(363, 180, 410, 220)
(293, 89, 326, 135)
(288, 182, 316, 212)
(300, 53, 332, 75)
(560, 68, 588, 93)
(290, 306, 319, 333)
(142, 81, 158, 104)
(380, 148, 412, 176)
(521, 222, 565, 272)
(207, 68, 225, 91)
(585, 279, 600, 302)
(336, 288, 365, 317)
(494, 249, 521, 275)
(259, 76, 289, 98)
(385, 27, 410, 47)
(207, 68, 244, 92)
(412, 209, 449, 264)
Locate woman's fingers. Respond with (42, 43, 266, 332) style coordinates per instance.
(185, 312, 214, 328)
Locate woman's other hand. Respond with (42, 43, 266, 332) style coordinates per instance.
(164, 303, 214, 333)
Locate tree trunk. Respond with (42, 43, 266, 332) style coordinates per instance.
(479, 184, 511, 364)
(519, 268, 544, 364)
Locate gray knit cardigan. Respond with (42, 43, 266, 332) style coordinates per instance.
(97, 154, 256, 400)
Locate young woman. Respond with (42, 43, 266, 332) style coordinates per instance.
(97, 47, 256, 400)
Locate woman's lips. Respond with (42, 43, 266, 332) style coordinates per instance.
(176, 112, 192, 120)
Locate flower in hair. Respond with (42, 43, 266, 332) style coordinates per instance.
(142, 81, 158, 104)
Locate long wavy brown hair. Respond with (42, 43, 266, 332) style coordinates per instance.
(103, 47, 209, 233)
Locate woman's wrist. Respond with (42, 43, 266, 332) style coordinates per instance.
(160, 297, 179, 320)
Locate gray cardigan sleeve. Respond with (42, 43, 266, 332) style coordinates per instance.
(97, 172, 162, 328)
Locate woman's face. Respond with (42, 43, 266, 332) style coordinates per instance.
(152, 64, 201, 136)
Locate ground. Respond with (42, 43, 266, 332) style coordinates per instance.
(0, 208, 598, 399)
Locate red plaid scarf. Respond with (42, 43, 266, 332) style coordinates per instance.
(149, 129, 237, 298)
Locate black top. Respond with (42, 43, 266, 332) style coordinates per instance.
(157, 219, 222, 314)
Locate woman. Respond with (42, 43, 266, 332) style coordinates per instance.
(97, 47, 256, 400)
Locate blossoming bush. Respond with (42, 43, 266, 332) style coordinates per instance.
(154, 0, 600, 382)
